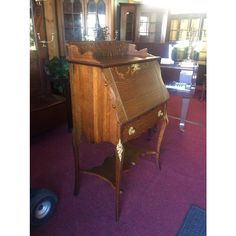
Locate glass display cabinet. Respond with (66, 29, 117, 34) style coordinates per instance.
(56, 0, 114, 55)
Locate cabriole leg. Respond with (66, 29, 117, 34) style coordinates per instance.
(156, 112, 168, 169)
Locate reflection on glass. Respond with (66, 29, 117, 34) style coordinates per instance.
(191, 18, 200, 30)
(179, 31, 188, 41)
(65, 28, 74, 41)
(178, 19, 189, 41)
(171, 19, 179, 30)
(180, 19, 189, 30)
(139, 16, 149, 36)
(200, 18, 207, 42)
(97, 0, 106, 27)
(74, 14, 81, 27)
(63, 0, 72, 13)
(63, 0, 83, 41)
(30, 7, 36, 51)
(88, 0, 96, 12)
(74, 0, 82, 13)
(87, 0, 97, 40)
(169, 31, 177, 41)
(64, 14, 73, 28)
(74, 27, 82, 40)
(86, 13, 96, 40)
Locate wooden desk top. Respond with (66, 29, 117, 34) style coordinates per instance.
(68, 55, 159, 68)
(66, 41, 160, 68)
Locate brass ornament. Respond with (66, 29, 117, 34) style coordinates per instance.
(128, 127, 136, 135)
(116, 139, 124, 161)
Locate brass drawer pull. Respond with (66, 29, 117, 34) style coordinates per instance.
(158, 110, 164, 117)
(128, 126, 136, 135)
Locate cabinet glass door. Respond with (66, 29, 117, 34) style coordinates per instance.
(63, 0, 83, 41)
(125, 12, 134, 41)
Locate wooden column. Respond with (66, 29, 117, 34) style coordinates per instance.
(43, 0, 59, 59)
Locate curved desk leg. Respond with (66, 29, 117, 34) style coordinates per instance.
(72, 130, 80, 196)
(115, 139, 124, 221)
(156, 112, 168, 170)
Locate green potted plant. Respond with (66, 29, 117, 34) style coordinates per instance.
(45, 56, 69, 95)
(44, 56, 73, 131)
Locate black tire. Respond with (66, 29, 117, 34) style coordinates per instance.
(30, 188, 58, 227)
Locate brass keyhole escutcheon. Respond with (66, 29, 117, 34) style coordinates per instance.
(128, 126, 136, 135)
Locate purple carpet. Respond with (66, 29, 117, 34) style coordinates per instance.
(30, 93, 206, 236)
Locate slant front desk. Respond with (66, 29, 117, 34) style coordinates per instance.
(66, 41, 169, 221)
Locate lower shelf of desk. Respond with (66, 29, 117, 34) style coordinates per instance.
(81, 144, 157, 188)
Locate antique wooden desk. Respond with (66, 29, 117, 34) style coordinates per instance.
(66, 41, 169, 221)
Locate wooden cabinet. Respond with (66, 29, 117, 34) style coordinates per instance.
(30, 0, 67, 136)
(119, 3, 138, 41)
(56, 0, 114, 56)
(30, 1, 50, 97)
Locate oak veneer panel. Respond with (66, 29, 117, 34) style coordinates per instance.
(70, 63, 121, 145)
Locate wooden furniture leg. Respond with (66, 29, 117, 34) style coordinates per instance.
(115, 139, 124, 221)
(156, 113, 168, 169)
(72, 130, 80, 196)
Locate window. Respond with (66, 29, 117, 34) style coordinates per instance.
(139, 16, 149, 36)
(168, 14, 206, 43)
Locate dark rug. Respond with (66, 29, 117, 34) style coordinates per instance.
(177, 204, 206, 236)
